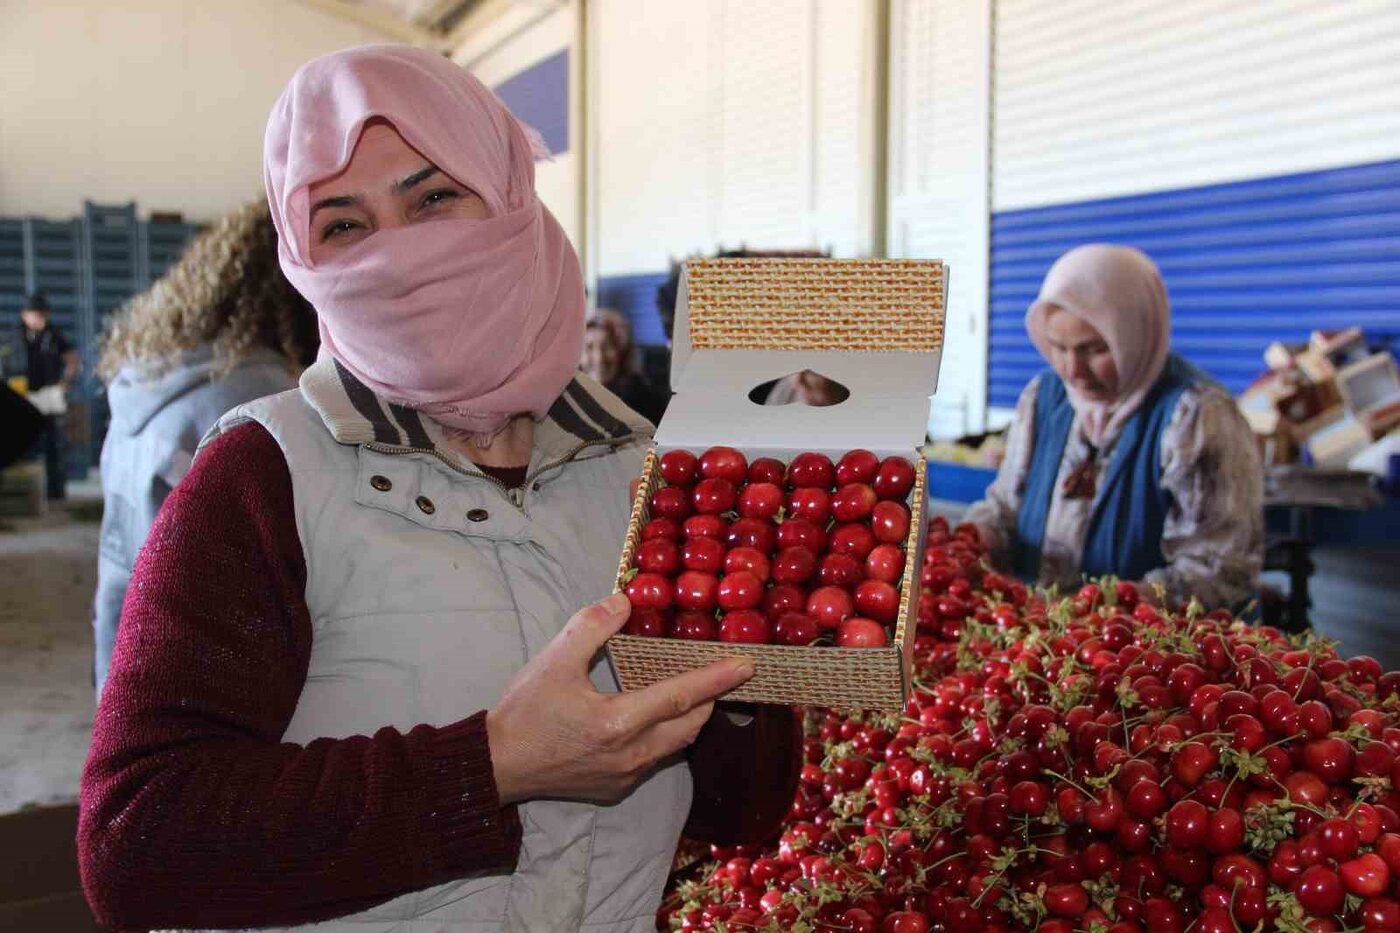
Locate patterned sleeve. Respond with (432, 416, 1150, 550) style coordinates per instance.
(963, 375, 1041, 565)
(1144, 385, 1264, 609)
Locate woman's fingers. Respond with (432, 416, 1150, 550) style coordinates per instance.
(542, 593, 632, 674)
(642, 699, 718, 761)
(616, 658, 753, 736)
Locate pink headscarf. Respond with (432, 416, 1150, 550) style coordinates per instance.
(263, 45, 584, 442)
(1025, 244, 1172, 447)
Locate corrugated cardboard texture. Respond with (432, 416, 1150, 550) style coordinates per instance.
(682, 258, 946, 352)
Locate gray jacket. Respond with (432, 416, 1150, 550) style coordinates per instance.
(93, 346, 296, 693)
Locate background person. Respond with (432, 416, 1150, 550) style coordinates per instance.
(18, 292, 79, 499)
(964, 244, 1264, 609)
(91, 200, 318, 695)
(580, 307, 667, 424)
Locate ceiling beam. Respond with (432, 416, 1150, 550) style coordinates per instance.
(298, 0, 449, 49)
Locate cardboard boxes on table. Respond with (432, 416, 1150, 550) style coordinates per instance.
(1238, 329, 1400, 472)
(606, 258, 946, 712)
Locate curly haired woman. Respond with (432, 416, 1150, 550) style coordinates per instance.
(92, 201, 317, 694)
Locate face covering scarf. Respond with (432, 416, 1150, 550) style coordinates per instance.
(263, 44, 585, 443)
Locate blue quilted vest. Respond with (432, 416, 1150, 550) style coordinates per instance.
(1013, 354, 1211, 583)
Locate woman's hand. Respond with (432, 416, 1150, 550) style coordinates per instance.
(485, 593, 754, 805)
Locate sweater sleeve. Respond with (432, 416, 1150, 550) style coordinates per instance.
(1144, 386, 1265, 609)
(78, 421, 521, 932)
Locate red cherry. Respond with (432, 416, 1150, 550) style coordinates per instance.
(1359, 897, 1400, 930)
(1303, 737, 1354, 782)
(774, 611, 820, 646)
(719, 609, 770, 644)
(865, 544, 906, 584)
(724, 547, 771, 583)
(738, 482, 784, 521)
(1125, 780, 1167, 820)
(873, 456, 916, 500)
(624, 572, 673, 610)
(717, 571, 763, 611)
(1339, 853, 1390, 898)
(1319, 818, 1359, 861)
(787, 487, 831, 524)
(1294, 864, 1344, 916)
(870, 500, 911, 544)
(806, 586, 854, 631)
(818, 553, 864, 588)
(727, 517, 777, 554)
(699, 446, 747, 484)
(673, 571, 718, 611)
(776, 518, 828, 554)
(1165, 799, 1208, 850)
(670, 610, 717, 641)
(829, 523, 876, 561)
(1044, 882, 1088, 918)
(681, 536, 725, 573)
(641, 517, 681, 541)
(747, 456, 786, 485)
(1171, 741, 1218, 788)
(692, 478, 736, 515)
(635, 538, 680, 575)
(836, 617, 888, 647)
(659, 449, 699, 486)
(835, 449, 880, 485)
(623, 607, 669, 636)
(763, 583, 806, 621)
(772, 546, 817, 585)
(831, 483, 877, 522)
(683, 514, 729, 541)
(1206, 807, 1245, 854)
(854, 579, 900, 624)
(650, 485, 692, 521)
(786, 452, 835, 489)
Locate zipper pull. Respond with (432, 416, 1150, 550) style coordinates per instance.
(509, 487, 524, 507)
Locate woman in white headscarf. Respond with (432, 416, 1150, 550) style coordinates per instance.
(965, 244, 1263, 608)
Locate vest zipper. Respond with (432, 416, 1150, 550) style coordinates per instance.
(364, 436, 633, 513)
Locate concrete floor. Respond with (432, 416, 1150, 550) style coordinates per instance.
(0, 480, 99, 816)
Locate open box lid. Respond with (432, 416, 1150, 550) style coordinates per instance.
(657, 258, 947, 456)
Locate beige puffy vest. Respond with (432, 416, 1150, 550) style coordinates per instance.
(202, 379, 688, 932)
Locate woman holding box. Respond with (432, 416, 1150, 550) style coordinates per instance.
(79, 45, 795, 932)
(965, 244, 1264, 609)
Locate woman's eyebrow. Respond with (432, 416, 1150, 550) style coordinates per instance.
(310, 195, 358, 221)
(397, 165, 440, 191)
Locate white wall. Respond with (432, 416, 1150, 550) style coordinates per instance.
(993, 0, 1400, 211)
(592, 0, 879, 279)
(0, 0, 390, 221)
(455, 0, 581, 249)
(888, 0, 991, 438)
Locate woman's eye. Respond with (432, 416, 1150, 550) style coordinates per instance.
(320, 219, 360, 242)
(420, 188, 462, 210)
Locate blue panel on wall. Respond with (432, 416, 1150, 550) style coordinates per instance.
(493, 49, 569, 155)
(597, 271, 669, 347)
(989, 159, 1400, 409)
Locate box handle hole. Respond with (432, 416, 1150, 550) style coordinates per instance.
(748, 370, 850, 407)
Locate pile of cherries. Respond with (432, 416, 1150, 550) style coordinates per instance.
(621, 446, 918, 647)
(661, 517, 1400, 932)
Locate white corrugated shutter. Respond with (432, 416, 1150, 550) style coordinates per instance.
(595, 0, 876, 279)
(887, 0, 993, 437)
(994, 0, 1400, 211)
